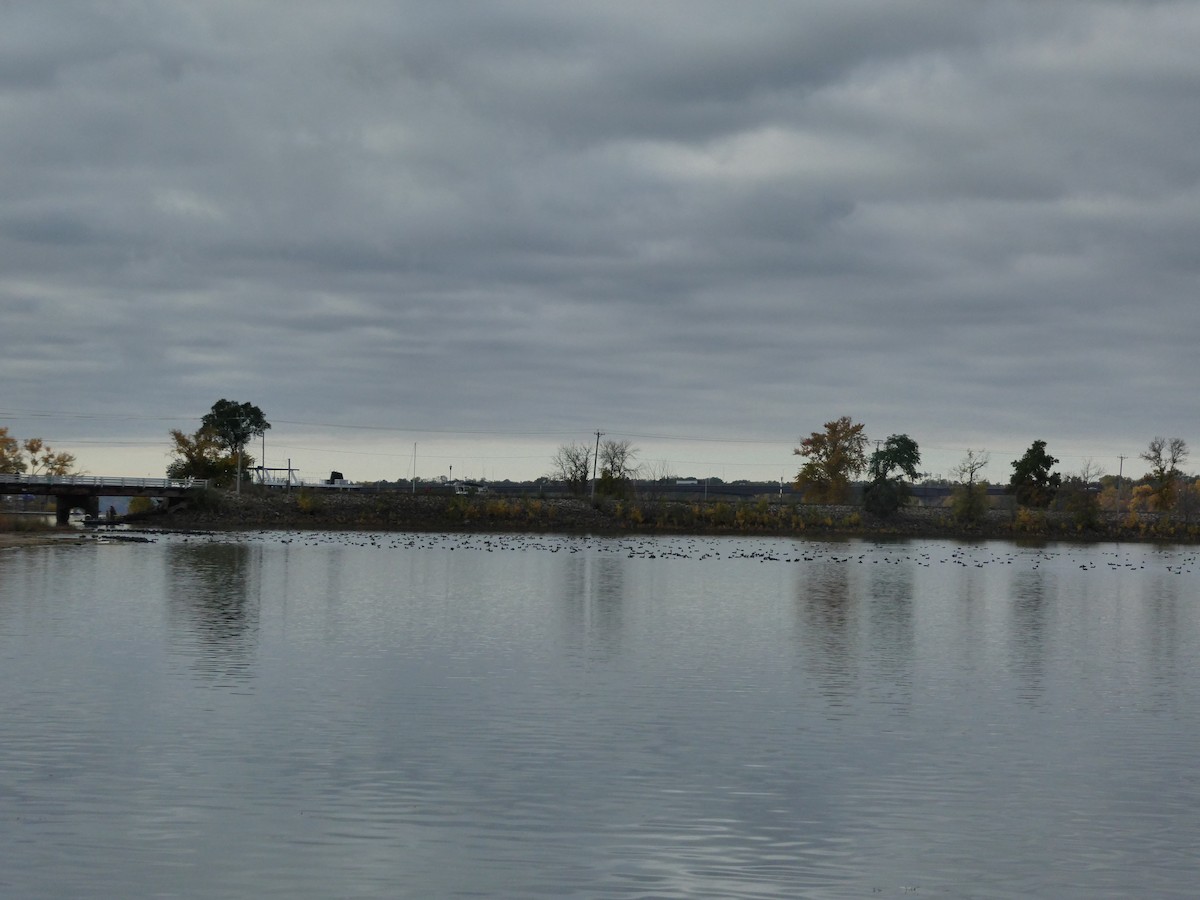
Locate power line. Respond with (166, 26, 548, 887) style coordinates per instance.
(270, 443, 549, 461)
(271, 419, 585, 437)
(0, 408, 193, 422)
(607, 430, 793, 446)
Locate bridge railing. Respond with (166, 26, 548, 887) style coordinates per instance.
(0, 474, 208, 490)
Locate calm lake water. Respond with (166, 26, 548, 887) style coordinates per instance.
(2, 531, 1198, 899)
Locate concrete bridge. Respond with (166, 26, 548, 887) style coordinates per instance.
(0, 474, 208, 524)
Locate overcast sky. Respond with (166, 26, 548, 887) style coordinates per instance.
(1, 1, 1196, 484)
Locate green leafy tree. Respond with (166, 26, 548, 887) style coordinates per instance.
(1008, 439, 1061, 508)
(200, 399, 270, 492)
(1178, 477, 1200, 523)
(794, 416, 868, 504)
(1054, 476, 1101, 529)
(863, 434, 921, 517)
(1140, 436, 1188, 511)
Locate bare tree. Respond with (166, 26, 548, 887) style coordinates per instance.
(597, 439, 640, 497)
(952, 448, 990, 485)
(600, 439, 639, 482)
(550, 443, 592, 496)
(1078, 457, 1106, 484)
(638, 458, 677, 502)
(951, 448, 990, 524)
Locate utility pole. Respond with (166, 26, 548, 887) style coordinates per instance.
(591, 430, 603, 502)
(1117, 454, 1127, 511)
(412, 442, 417, 494)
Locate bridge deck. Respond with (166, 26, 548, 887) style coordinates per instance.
(1, 474, 209, 525)
(0, 474, 207, 496)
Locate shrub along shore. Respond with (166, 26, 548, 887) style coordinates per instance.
(118, 487, 1200, 543)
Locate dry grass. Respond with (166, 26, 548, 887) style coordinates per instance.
(0, 513, 55, 534)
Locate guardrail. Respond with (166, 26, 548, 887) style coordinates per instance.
(0, 474, 208, 490)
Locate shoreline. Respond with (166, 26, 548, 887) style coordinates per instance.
(0, 530, 79, 550)
(114, 489, 1200, 545)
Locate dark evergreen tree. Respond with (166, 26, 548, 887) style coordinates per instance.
(1008, 440, 1061, 508)
(863, 434, 921, 517)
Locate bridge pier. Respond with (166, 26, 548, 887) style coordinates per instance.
(56, 494, 100, 526)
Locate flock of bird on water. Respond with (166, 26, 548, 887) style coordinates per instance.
(140, 529, 1199, 575)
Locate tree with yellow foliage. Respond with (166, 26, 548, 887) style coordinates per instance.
(794, 416, 868, 504)
(1140, 436, 1188, 511)
(22, 437, 77, 476)
(166, 427, 241, 486)
(0, 427, 20, 474)
(0, 427, 77, 475)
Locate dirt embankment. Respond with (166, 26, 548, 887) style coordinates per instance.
(132, 488, 1200, 543)
(155, 490, 617, 533)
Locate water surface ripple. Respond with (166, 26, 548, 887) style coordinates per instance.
(1, 533, 1197, 898)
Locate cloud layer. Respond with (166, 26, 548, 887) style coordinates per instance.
(2, 1, 1197, 481)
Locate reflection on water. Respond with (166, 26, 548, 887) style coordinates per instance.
(561, 553, 625, 659)
(166, 542, 261, 685)
(1, 534, 1199, 899)
(1145, 572, 1182, 712)
(1009, 569, 1049, 701)
(793, 550, 919, 713)
(866, 561, 915, 709)
(794, 556, 859, 709)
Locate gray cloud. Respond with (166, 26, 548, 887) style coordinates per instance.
(1, 1, 1197, 482)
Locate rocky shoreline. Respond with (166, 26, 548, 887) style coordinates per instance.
(119, 488, 1200, 544)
